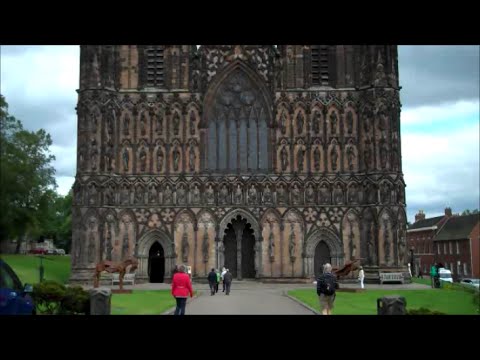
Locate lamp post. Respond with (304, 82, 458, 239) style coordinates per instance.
(409, 247, 415, 277)
(38, 255, 45, 283)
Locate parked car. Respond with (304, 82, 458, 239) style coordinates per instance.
(459, 278, 480, 289)
(55, 249, 66, 255)
(438, 268, 453, 283)
(0, 259, 35, 315)
(30, 248, 47, 255)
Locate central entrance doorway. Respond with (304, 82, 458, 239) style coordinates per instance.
(223, 215, 256, 279)
(314, 241, 331, 278)
(148, 242, 165, 283)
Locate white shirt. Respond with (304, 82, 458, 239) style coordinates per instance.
(221, 270, 227, 280)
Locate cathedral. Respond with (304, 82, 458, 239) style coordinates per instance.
(70, 45, 407, 284)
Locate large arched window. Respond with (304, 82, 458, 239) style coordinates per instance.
(206, 70, 270, 173)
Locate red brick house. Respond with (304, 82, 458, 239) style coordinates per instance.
(407, 208, 451, 276)
(433, 213, 480, 280)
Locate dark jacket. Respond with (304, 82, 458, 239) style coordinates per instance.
(316, 272, 338, 296)
(208, 271, 217, 283)
(223, 271, 233, 283)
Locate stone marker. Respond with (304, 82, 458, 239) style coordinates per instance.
(377, 295, 406, 315)
(89, 287, 112, 315)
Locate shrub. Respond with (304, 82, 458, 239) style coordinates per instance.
(32, 281, 66, 314)
(59, 286, 90, 315)
(407, 307, 446, 315)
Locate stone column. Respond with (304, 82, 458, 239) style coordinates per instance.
(193, 224, 198, 277)
(89, 288, 112, 315)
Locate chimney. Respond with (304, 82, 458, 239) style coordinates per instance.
(415, 210, 426, 223)
(445, 207, 452, 217)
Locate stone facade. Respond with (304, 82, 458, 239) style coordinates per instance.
(70, 45, 407, 284)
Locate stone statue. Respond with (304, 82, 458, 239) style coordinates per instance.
(289, 224, 296, 258)
(139, 147, 147, 172)
(297, 112, 304, 134)
(149, 185, 157, 204)
(349, 226, 356, 260)
(306, 184, 315, 203)
(398, 228, 406, 264)
(88, 231, 96, 263)
(346, 144, 356, 171)
(192, 185, 200, 204)
(189, 145, 196, 172)
(248, 185, 257, 204)
(346, 111, 354, 134)
(89, 185, 97, 205)
(348, 184, 358, 204)
(330, 145, 338, 172)
(157, 148, 164, 172)
(268, 224, 275, 259)
(173, 147, 180, 172)
(319, 184, 330, 204)
(122, 147, 129, 172)
(292, 184, 301, 204)
(280, 146, 288, 171)
(313, 147, 321, 171)
(367, 223, 377, 265)
(263, 185, 273, 204)
(140, 112, 147, 136)
(380, 141, 388, 169)
(164, 185, 173, 204)
(190, 111, 196, 135)
(173, 112, 180, 136)
(280, 110, 287, 134)
(123, 114, 130, 136)
(181, 225, 189, 263)
(334, 184, 343, 204)
(297, 147, 305, 172)
(121, 185, 129, 205)
(381, 183, 390, 204)
(363, 140, 372, 170)
(104, 185, 114, 205)
(105, 140, 114, 171)
(135, 187, 143, 204)
(313, 111, 320, 134)
(177, 185, 186, 205)
(202, 225, 209, 262)
(122, 231, 129, 260)
(384, 220, 391, 264)
(90, 137, 98, 171)
(330, 112, 337, 135)
(234, 184, 243, 204)
(219, 185, 229, 204)
(206, 185, 215, 204)
(155, 112, 163, 134)
(105, 226, 113, 261)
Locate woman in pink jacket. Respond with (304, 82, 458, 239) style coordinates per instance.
(171, 264, 194, 315)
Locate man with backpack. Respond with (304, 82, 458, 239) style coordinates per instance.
(316, 263, 339, 315)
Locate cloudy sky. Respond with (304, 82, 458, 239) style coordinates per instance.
(1, 45, 479, 223)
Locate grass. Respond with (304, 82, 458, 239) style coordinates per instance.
(1, 254, 71, 285)
(111, 290, 186, 315)
(411, 277, 434, 286)
(288, 288, 479, 315)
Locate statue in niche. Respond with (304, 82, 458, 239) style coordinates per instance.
(192, 185, 200, 204)
(105, 140, 114, 171)
(173, 146, 180, 172)
(234, 184, 243, 204)
(348, 222, 357, 260)
(346, 111, 354, 134)
(164, 185, 173, 204)
(78, 142, 86, 170)
(297, 147, 305, 172)
(190, 111, 196, 135)
(248, 185, 257, 204)
(397, 185, 404, 204)
(123, 114, 130, 136)
(122, 147, 129, 172)
(367, 183, 378, 204)
(313, 147, 321, 172)
(268, 223, 275, 259)
(381, 183, 390, 204)
(206, 185, 215, 204)
(156, 148, 164, 172)
(398, 228, 406, 264)
(306, 184, 315, 203)
(263, 185, 273, 204)
(346, 144, 356, 171)
(280, 146, 289, 171)
(139, 147, 147, 172)
(181, 225, 189, 263)
(380, 141, 388, 169)
(330, 112, 337, 135)
(392, 137, 399, 171)
(348, 184, 358, 204)
(292, 184, 301, 204)
(89, 185, 97, 205)
(219, 185, 229, 204)
(106, 225, 113, 261)
(367, 222, 377, 265)
(334, 184, 343, 204)
(384, 220, 391, 264)
(122, 230, 129, 260)
(177, 185, 186, 205)
(135, 187, 143, 205)
(202, 224, 209, 262)
(173, 112, 180, 136)
(140, 112, 147, 136)
(288, 223, 296, 258)
(364, 140, 372, 171)
(189, 145, 196, 172)
(104, 185, 114, 205)
(280, 111, 287, 134)
(91, 111, 98, 133)
(277, 184, 286, 204)
(155, 112, 163, 134)
(106, 110, 114, 136)
(319, 184, 330, 204)
(313, 111, 320, 134)
(90, 137, 98, 171)
(88, 230, 96, 264)
(297, 112, 304, 134)
(149, 185, 157, 204)
(330, 145, 338, 172)
(121, 185, 129, 205)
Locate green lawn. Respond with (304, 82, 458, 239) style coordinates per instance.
(288, 288, 479, 315)
(111, 290, 181, 315)
(411, 277, 434, 286)
(2, 255, 71, 285)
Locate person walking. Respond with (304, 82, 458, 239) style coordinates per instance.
(316, 263, 338, 315)
(221, 267, 227, 292)
(171, 264, 193, 315)
(208, 268, 217, 296)
(215, 269, 220, 293)
(358, 266, 365, 289)
(223, 269, 233, 295)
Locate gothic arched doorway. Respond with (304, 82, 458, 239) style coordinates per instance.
(223, 215, 256, 279)
(148, 242, 165, 283)
(314, 241, 331, 278)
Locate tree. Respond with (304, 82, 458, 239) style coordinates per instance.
(461, 209, 479, 216)
(0, 94, 57, 252)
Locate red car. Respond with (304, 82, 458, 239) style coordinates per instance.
(31, 248, 47, 255)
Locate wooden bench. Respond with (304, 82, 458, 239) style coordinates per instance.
(379, 272, 404, 284)
(112, 273, 136, 286)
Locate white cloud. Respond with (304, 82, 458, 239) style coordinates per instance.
(56, 176, 75, 196)
(401, 100, 479, 126)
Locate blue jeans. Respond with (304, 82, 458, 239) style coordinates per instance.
(174, 297, 187, 315)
